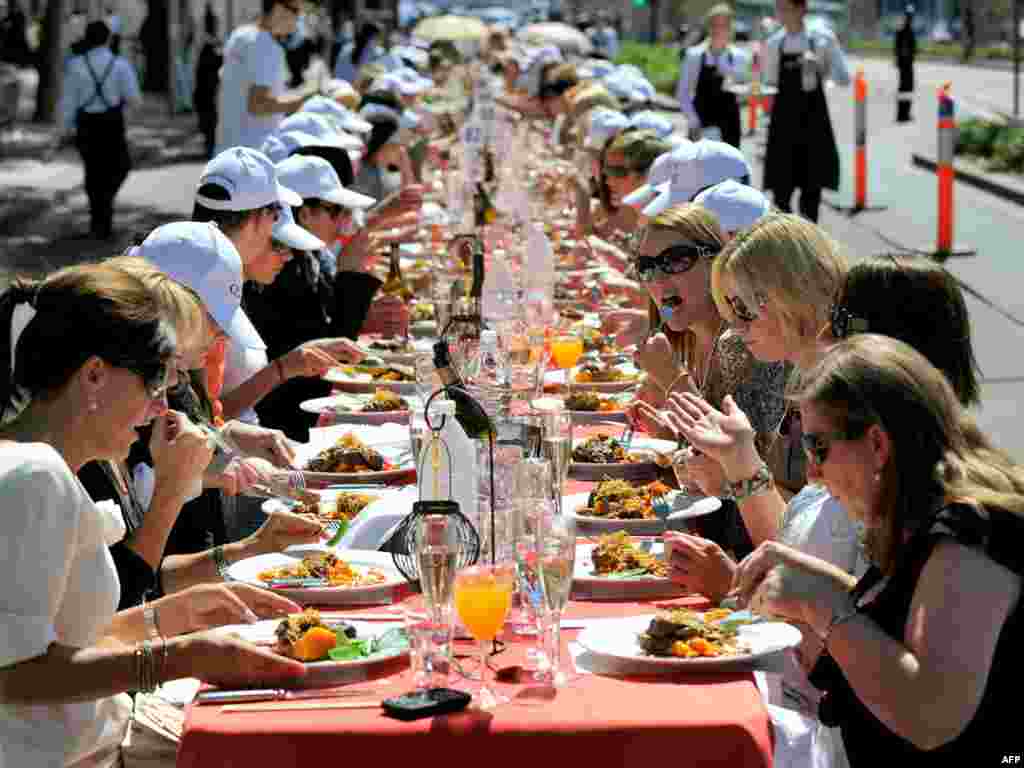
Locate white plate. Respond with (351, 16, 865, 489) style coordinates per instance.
(261, 487, 392, 519)
(226, 549, 407, 607)
(545, 366, 645, 394)
(323, 367, 419, 395)
(572, 541, 685, 600)
(577, 614, 803, 670)
(568, 435, 675, 481)
(211, 618, 408, 689)
(358, 336, 432, 366)
(565, 490, 721, 534)
(293, 424, 416, 485)
(299, 393, 416, 425)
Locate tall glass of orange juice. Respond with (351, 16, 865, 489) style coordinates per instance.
(453, 563, 516, 709)
(550, 335, 584, 370)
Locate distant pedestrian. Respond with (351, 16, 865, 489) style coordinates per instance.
(60, 20, 141, 239)
(963, 5, 975, 63)
(333, 21, 382, 84)
(194, 5, 223, 158)
(894, 5, 916, 123)
(216, 0, 317, 153)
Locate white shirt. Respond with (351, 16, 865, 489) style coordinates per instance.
(0, 443, 131, 768)
(780, 484, 868, 578)
(675, 41, 748, 132)
(763, 23, 850, 91)
(223, 338, 268, 424)
(60, 47, 141, 132)
(216, 24, 287, 153)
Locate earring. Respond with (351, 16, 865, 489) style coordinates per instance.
(874, 471, 881, 483)
(88, 400, 98, 413)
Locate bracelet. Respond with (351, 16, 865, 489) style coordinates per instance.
(662, 370, 691, 397)
(274, 358, 287, 384)
(822, 601, 860, 646)
(212, 544, 230, 580)
(143, 603, 160, 640)
(721, 461, 774, 503)
(136, 639, 158, 693)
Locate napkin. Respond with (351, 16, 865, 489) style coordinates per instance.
(337, 485, 419, 551)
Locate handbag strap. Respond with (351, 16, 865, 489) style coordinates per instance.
(82, 53, 119, 111)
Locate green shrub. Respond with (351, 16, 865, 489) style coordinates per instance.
(614, 42, 681, 96)
(990, 126, 1024, 173)
(957, 117, 1002, 158)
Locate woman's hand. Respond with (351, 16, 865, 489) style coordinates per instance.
(221, 422, 296, 468)
(731, 541, 852, 634)
(685, 452, 726, 497)
(281, 337, 364, 380)
(667, 393, 763, 480)
(160, 581, 300, 634)
(173, 631, 306, 688)
(663, 531, 736, 603)
(629, 400, 678, 441)
(149, 410, 215, 495)
(244, 510, 325, 556)
(634, 333, 681, 393)
(602, 308, 649, 349)
(362, 295, 410, 338)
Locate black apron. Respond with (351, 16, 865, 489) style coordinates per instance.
(763, 40, 840, 193)
(692, 50, 742, 149)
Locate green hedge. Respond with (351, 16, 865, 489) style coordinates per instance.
(849, 39, 1015, 62)
(614, 42, 681, 96)
(956, 117, 1024, 173)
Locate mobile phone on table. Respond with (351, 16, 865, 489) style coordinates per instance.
(382, 687, 472, 721)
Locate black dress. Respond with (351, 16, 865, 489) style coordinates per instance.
(810, 503, 1024, 766)
(692, 50, 741, 149)
(895, 25, 916, 123)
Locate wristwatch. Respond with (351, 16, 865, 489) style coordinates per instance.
(721, 462, 774, 503)
(143, 603, 161, 640)
(212, 545, 230, 581)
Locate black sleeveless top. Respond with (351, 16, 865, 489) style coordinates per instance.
(810, 503, 1024, 765)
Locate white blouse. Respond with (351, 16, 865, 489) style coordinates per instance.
(0, 443, 130, 767)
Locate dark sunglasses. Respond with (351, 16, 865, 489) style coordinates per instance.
(315, 201, 346, 218)
(263, 202, 283, 222)
(800, 427, 863, 465)
(271, 240, 292, 254)
(829, 302, 870, 339)
(281, 1, 301, 14)
(724, 292, 767, 324)
(119, 359, 173, 400)
(603, 164, 632, 178)
(629, 243, 713, 283)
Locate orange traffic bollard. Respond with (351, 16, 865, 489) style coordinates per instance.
(828, 69, 886, 216)
(928, 84, 975, 259)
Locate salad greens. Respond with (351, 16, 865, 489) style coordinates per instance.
(326, 626, 409, 662)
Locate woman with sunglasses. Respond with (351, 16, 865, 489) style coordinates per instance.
(733, 334, 1023, 764)
(629, 204, 787, 561)
(0, 262, 305, 767)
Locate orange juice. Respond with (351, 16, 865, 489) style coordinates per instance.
(454, 572, 514, 641)
(550, 336, 584, 369)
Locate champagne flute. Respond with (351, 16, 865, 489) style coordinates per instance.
(538, 512, 576, 686)
(453, 563, 516, 710)
(542, 409, 572, 516)
(412, 514, 459, 689)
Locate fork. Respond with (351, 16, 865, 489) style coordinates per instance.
(620, 421, 635, 452)
(650, 492, 671, 518)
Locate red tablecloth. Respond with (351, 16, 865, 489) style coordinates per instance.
(176, 593, 773, 768)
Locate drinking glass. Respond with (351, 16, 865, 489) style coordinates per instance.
(538, 513, 576, 686)
(550, 334, 584, 370)
(408, 514, 459, 690)
(453, 562, 517, 709)
(542, 409, 572, 516)
(511, 460, 553, 644)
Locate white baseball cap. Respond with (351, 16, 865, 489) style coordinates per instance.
(628, 111, 675, 140)
(693, 180, 771, 234)
(260, 134, 289, 163)
(622, 141, 698, 209)
(275, 155, 376, 209)
(642, 140, 752, 217)
(371, 71, 427, 98)
(301, 95, 373, 134)
(137, 222, 266, 350)
(323, 79, 358, 102)
(359, 102, 419, 129)
(272, 203, 326, 252)
(584, 108, 629, 150)
(279, 128, 363, 154)
(279, 112, 348, 143)
(195, 147, 301, 212)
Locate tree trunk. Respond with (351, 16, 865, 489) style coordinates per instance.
(33, 0, 67, 123)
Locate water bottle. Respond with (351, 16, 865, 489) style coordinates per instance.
(467, 329, 508, 423)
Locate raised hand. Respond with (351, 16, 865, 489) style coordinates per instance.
(667, 393, 761, 478)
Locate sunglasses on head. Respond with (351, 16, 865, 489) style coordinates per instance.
(263, 202, 283, 222)
(829, 302, 870, 339)
(629, 243, 713, 283)
(724, 291, 768, 324)
(799, 425, 864, 465)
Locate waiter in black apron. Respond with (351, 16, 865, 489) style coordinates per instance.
(762, 0, 850, 223)
(894, 5, 917, 123)
(676, 3, 744, 148)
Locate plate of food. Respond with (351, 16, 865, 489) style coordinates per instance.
(358, 336, 424, 365)
(300, 389, 416, 424)
(563, 390, 630, 424)
(261, 488, 384, 521)
(572, 533, 685, 600)
(227, 550, 406, 606)
(576, 609, 801, 670)
(324, 361, 418, 395)
(544, 363, 644, 394)
(295, 431, 414, 484)
(213, 609, 410, 688)
(568, 433, 673, 481)
(566, 480, 721, 534)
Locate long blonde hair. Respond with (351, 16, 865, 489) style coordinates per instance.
(789, 334, 1024, 573)
(712, 212, 848, 348)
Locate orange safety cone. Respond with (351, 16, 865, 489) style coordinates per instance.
(828, 69, 887, 216)
(928, 84, 975, 260)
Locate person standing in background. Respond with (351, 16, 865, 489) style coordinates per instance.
(216, 0, 317, 153)
(61, 20, 141, 240)
(676, 3, 747, 147)
(194, 4, 222, 158)
(762, 0, 849, 222)
(962, 4, 975, 63)
(334, 21, 382, 83)
(894, 5, 916, 123)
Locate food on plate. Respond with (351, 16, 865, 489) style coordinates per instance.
(360, 389, 409, 413)
(638, 609, 746, 658)
(564, 390, 622, 413)
(367, 338, 415, 354)
(590, 531, 668, 577)
(571, 433, 640, 464)
(339, 362, 416, 382)
(573, 362, 637, 384)
(272, 608, 409, 662)
(410, 302, 435, 322)
(294, 492, 378, 521)
(305, 432, 391, 473)
(578, 479, 671, 520)
(578, 327, 620, 355)
(257, 552, 389, 588)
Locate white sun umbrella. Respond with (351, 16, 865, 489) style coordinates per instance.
(517, 22, 593, 56)
(412, 14, 489, 41)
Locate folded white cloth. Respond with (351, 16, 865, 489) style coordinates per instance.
(338, 486, 419, 551)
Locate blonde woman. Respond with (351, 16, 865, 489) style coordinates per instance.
(627, 204, 787, 571)
(733, 335, 1023, 763)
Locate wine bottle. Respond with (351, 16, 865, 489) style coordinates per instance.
(381, 244, 414, 301)
(432, 340, 495, 440)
